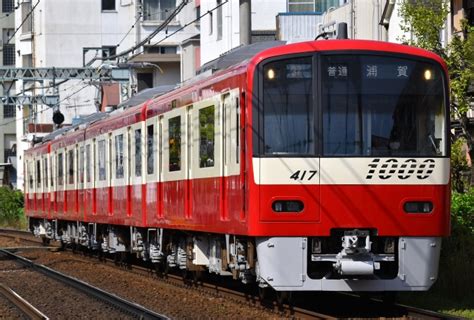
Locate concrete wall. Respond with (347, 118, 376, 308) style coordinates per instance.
(200, 0, 286, 66)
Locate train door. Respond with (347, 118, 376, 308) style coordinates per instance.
(35, 157, 42, 216)
(191, 96, 222, 224)
(222, 90, 241, 222)
(131, 122, 146, 225)
(84, 141, 94, 220)
(256, 55, 320, 223)
(111, 128, 128, 221)
(162, 107, 188, 221)
(145, 117, 159, 224)
(78, 144, 85, 219)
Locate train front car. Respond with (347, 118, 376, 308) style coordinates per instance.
(248, 40, 450, 292)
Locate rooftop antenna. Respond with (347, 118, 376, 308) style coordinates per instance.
(336, 22, 348, 39)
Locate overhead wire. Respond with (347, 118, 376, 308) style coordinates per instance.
(7, 0, 40, 44)
(86, 0, 189, 66)
(127, 0, 229, 61)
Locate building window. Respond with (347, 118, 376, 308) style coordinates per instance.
(144, 45, 177, 54)
(3, 105, 15, 118)
(288, 0, 340, 13)
(199, 106, 215, 168)
(137, 73, 153, 92)
(102, 46, 117, 59)
(2, 0, 14, 13)
(143, 0, 176, 21)
(102, 0, 115, 11)
(3, 44, 15, 65)
(4, 148, 15, 162)
(217, 0, 223, 40)
(21, 1, 32, 33)
(169, 116, 181, 172)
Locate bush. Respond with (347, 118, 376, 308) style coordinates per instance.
(435, 188, 474, 300)
(0, 187, 25, 228)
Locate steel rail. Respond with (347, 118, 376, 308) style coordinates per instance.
(0, 283, 49, 320)
(0, 249, 169, 320)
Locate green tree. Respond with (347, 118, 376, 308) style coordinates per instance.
(399, 0, 474, 184)
(0, 187, 24, 227)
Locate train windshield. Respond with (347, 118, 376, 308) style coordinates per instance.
(321, 54, 446, 157)
(259, 54, 447, 157)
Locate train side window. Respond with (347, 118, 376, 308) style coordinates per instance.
(115, 134, 124, 179)
(50, 155, 54, 188)
(135, 128, 142, 177)
(44, 158, 48, 189)
(169, 116, 181, 171)
(68, 149, 74, 185)
(36, 160, 41, 188)
(98, 140, 106, 181)
(86, 144, 91, 183)
(79, 146, 85, 184)
(147, 125, 154, 175)
(236, 97, 240, 164)
(58, 153, 64, 186)
(199, 106, 215, 168)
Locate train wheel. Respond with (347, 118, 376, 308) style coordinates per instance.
(182, 269, 193, 286)
(276, 291, 293, 307)
(192, 270, 202, 286)
(258, 286, 270, 302)
(154, 262, 166, 278)
(41, 237, 50, 246)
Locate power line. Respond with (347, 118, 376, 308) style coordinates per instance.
(0, 83, 91, 129)
(116, 13, 143, 49)
(86, 0, 189, 65)
(7, 0, 40, 44)
(128, 0, 229, 61)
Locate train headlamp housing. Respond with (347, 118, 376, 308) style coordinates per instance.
(404, 201, 433, 214)
(272, 200, 304, 213)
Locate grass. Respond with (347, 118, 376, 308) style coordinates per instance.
(399, 291, 474, 318)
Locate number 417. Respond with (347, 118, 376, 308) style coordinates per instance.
(290, 170, 317, 181)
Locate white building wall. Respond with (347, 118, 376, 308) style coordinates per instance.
(200, 0, 286, 66)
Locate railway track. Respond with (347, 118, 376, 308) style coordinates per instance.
(0, 248, 169, 320)
(0, 230, 463, 319)
(0, 283, 49, 319)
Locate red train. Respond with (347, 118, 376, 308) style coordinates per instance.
(25, 39, 450, 294)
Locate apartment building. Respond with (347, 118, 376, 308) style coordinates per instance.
(14, 0, 200, 189)
(0, 0, 16, 186)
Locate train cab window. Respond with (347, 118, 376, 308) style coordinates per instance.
(147, 125, 154, 175)
(98, 140, 106, 181)
(115, 134, 124, 179)
(261, 57, 314, 155)
(86, 144, 91, 183)
(321, 55, 447, 157)
(58, 153, 64, 186)
(135, 129, 142, 177)
(68, 150, 74, 184)
(168, 116, 181, 171)
(79, 146, 85, 184)
(199, 106, 215, 168)
(36, 160, 41, 188)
